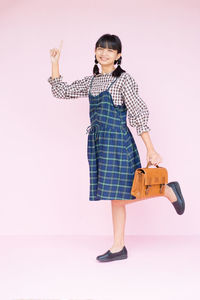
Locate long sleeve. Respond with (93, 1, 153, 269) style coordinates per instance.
(47, 74, 93, 99)
(121, 73, 151, 136)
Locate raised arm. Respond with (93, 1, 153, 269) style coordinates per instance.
(48, 40, 92, 99)
(48, 74, 93, 99)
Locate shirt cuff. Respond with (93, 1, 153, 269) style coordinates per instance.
(48, 75, 63, 85)
(136, 125, 151, 136)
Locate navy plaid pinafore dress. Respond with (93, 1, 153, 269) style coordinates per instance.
(86, 75, 142, 201)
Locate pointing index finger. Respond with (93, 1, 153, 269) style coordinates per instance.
(59, 40, 63, 51)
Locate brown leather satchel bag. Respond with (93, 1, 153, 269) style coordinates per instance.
(131, 162, 168, 202)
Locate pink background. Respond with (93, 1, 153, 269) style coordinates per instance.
(0, 0, 199, 237)
(1, 1, 200, 300)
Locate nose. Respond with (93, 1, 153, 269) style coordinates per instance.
(101, 48, 109, 56)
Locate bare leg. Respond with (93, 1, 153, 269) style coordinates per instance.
(109, 184, 177, 253)
(164, 183, 177, 202)
(110, 201, 126, 253)
(111, 184, 177, 206)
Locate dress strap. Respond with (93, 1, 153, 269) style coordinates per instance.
(107, 77, 118, 91)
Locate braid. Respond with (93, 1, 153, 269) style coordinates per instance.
(93, 56, 100, 76)
(112, 56, 126, 77)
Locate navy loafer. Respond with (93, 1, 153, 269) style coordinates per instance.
(167, 181, 185, 215)
(96, 246, 128, 262)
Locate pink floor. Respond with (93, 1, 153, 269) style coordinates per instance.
(1, 235, 200, 300)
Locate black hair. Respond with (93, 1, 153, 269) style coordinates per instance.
(93, 34, 126, 78)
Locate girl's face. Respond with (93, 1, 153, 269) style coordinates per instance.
(95, 46, 121, 67)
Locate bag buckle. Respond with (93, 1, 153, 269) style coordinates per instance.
(145, 184, 165, 195)
(145, 185, 151, 195)
(160, 184, 165, 193)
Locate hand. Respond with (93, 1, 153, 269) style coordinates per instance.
(50, 40, 63, 64)
(146, 149, 163, 166)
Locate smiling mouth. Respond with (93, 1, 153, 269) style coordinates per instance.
(100, 57, 108, 61)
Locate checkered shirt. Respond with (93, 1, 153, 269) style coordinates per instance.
(47, 71, 151, 136)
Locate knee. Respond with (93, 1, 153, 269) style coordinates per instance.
(111, 200, 126, 206)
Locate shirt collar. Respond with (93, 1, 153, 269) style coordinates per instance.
(96, 71, 114, 77)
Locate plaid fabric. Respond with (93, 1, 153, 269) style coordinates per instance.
(87, 75, 142, 201)
(48, 71, 151, 136)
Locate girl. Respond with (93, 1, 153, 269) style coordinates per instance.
(48, 34, 185, 263)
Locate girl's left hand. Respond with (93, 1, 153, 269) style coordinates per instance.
(146, 149, 163, 166)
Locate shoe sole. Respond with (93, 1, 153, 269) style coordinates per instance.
(168, 181, 185, 215)
(174, 181, 185, 214)
(97, 254, 128, 262)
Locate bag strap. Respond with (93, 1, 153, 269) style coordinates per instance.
(146, 161, 159, 168)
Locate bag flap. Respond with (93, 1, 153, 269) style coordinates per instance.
(143, 167, 168, 185)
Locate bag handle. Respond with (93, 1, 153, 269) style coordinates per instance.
(146, 161, 160, 168)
